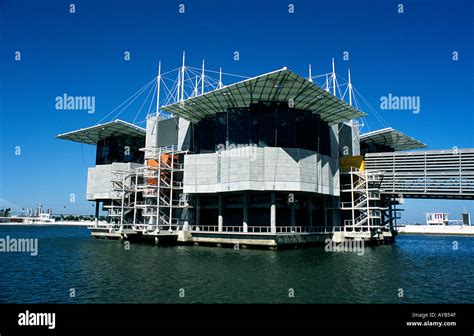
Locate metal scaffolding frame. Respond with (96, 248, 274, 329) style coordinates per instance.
(340, 167, 386, 230)
(102, 144, 189, 234)
(139, 144, 188, 234)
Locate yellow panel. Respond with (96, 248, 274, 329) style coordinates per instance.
(339, 155, 365, 172)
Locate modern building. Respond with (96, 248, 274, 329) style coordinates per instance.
(57, 61, 474, 248)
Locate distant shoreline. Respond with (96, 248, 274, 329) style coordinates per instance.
(0, 222, 91, 227)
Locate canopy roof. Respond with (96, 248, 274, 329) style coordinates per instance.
(56, 119, 145, 145)
(360, 127, 427, 151)
(162, 68, 366, 124)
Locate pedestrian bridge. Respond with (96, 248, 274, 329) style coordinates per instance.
(364, 148, 474, 199)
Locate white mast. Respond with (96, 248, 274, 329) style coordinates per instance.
(155, 61, 162, 147)
(156, 61, 161, 117)
(308, 64, 313, 82)
(193, 76, 198, 97)
(348, 68, 352, 106)
(332, 58, 336, 96)
(180, 51, 186, 101)
(325, 74, 329, 92)
(176, 69, 181, 102)
(201, 59, 205, 94)
(348, 67, 353, 128)
(218, 66, 223, 89)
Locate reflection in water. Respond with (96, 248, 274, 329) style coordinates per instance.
(0, 226, 472, 303)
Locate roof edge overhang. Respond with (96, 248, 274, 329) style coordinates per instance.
(56, 119, 146, 145)
(360, 127, 427, 151)
(161, 67, 366, 125)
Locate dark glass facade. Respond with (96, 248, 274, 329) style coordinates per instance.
(96, 135, 145, 165)
(360, 142, 394, 155)
(194, 101, 332, 156)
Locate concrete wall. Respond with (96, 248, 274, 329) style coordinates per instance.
(145, 116, 158, 149)
(86, 162, 143, 200)
(145, 115, 179, 150)
(177, 117, 191, 151)
(183, 147, 339, 196)
(338, 122, 361, 157)
(352, 123, 361, 156)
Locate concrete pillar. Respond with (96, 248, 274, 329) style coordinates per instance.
(290, 206, 295, 227)
(218, 194, 223, 232)
(95, 201, 100, 225)
(95, 200, 100, 218)
(307, 195, 313, 227)
(389, 201, 393, 229)
(243, 192, 248, 233)
(270, 192, 276, 233)
(323, 198, 328, 227)
(196, 195, 201, 226)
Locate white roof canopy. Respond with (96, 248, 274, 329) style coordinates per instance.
(56, 119, 145, 145)
(162, 68, 366, 124)
(360, 127, 427, 151)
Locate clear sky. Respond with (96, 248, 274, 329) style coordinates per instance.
(1, 0, 473, 222)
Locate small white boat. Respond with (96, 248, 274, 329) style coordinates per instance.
(0, 204, 94, 226)
(398, 212, 474, 236)
(22, 212, 56, 224)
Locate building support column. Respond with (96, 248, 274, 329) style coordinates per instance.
(218, 194, 223, 232)
(195, 195, 201, 227)
(270, 192, 276, 233)
(95, 200, 100, 225)
(323, 198, 328, 227)
(307, 195, 313, 227)
(290, 205, 295, 227)
(388, 201, 392, 229)
(243, 192, 248, 233)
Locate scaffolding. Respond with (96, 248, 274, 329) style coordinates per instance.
(102, 170, 138, 233)
(340, 167, 386, 231)
(139, 144, 188, 234)
(102, 144, 189, 234)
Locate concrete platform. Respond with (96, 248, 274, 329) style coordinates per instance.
(88, 226, 397, 248)
(185, 232, 332, 247)
(90, 228, 137, 240)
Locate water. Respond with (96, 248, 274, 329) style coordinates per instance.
(0, 226, 473, 303)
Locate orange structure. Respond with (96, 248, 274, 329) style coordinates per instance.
(146, 153, 177, 185)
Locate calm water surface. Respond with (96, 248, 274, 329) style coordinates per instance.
(0, 226, 473, 303)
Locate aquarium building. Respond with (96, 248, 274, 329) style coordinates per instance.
(57, 63, 474, 247)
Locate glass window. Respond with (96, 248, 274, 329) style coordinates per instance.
(193, 101, 333, 156)
(96, 136, 144, 165)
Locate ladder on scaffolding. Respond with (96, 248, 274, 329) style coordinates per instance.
(341, 167, 385, 230)
(102, 145, 189, 234)
(102, 169, 138, 233)
(139, 144, 188, 234)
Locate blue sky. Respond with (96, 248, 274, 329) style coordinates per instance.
(1, 0, 473, 222)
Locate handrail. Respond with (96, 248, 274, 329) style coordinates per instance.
(189, 225, 339, 234)
(88, 223, 388, 235)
